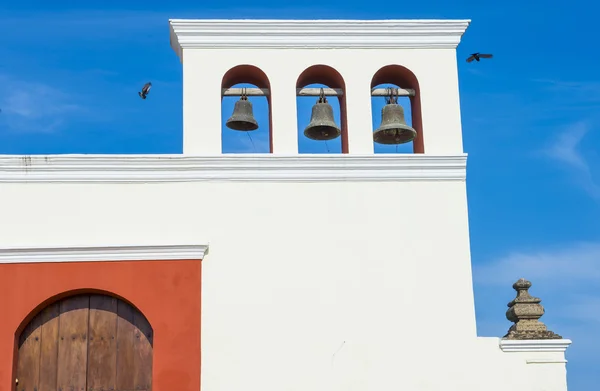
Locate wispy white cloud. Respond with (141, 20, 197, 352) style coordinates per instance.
(464, 77, 600, 128)
(538, 121, 600, 199)
(531, 79, 600, 114)
(565, 294, 600, 324)
(473, 241, 600, 343)
(543, 121, 589, 170)
(0, 10, 187, 50)
(0, 74, 86, 133)
(465, 67, 487, 77)
(0, 10, 168, 38)
(474, 241, 600, 287)
(532, 79, 600, 101)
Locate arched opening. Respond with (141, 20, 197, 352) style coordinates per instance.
(296, 65, 347, 154)
(16, 293, 153, 391)
(371, 65, 423, 154)
(221, 65, 272, 153)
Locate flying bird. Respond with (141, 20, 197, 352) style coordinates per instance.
(466, 53, 493, 63)
(138, 82, 152, 99)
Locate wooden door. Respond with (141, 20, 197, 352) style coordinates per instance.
(17, 294, 153, 391)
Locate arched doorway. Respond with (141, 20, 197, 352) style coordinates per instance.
(16, 294, 153, 391)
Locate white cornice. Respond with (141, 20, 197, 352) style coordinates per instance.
(169, 19, 471, 57)
(526, 359, 568, 364)
(0, 244, 209, 264)
(0, 154, 467, 183)
(499, 339, 572, 353)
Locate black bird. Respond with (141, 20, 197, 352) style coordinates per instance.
(138, 82, 152, 99)
(466, 53, 493, 63)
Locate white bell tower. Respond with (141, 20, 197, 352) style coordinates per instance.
(165, 18, 570, 391)
(170, 19, 470, 155)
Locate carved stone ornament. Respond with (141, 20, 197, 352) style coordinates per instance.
(503, 278, 562, 340)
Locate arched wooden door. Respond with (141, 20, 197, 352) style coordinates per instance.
(17, 294, 153, 391)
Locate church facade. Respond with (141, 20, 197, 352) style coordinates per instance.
(0, 18, 570, 391)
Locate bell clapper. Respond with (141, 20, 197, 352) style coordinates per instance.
(246, 131, 257, 152)
(242, 89, 257, 152)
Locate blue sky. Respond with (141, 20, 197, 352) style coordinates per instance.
(1, 0, 599, 388)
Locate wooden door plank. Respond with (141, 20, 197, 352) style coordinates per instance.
(17, 313, 42, 391)
(39, 303, 60, 391)
(57, 295, 90, 391)
(19, 294, 154, 391)
(115, 301, 135, 391)
(133, 312, 153, 391)
(87, 295, 118, 391)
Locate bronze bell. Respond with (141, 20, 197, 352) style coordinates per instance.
(226, 93, 259, 131)
(303, 92, 341, 141)
(373, 90, 417, 145)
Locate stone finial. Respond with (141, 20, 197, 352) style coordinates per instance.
(503, 278, 562, 340)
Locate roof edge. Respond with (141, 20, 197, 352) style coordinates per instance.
(169, 18, 471, 56)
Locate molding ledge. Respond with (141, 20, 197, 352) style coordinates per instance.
(526, 359, 568, 364)
(499, 339, 572, 353)
(169, 19, 471, 57)
(0, 244, 209, 264)
(0, 154, 467, 183)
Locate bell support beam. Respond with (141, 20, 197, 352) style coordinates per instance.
(221, 87, 416, 97)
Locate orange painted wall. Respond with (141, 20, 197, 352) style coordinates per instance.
(0, 259, 202, 391)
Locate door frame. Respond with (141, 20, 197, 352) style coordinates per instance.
(0, 259, 202, 391)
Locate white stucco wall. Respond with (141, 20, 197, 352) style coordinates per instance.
(1, 175, 475, 389)
(0, 160, 570, 391)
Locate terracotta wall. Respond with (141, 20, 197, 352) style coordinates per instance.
(0, 259, 202, 391)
